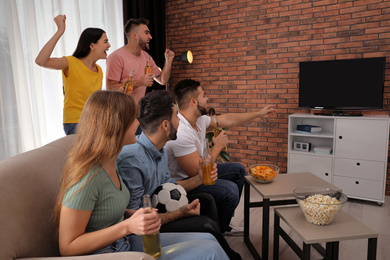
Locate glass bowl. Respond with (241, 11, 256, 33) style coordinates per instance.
(293, 186, 348, 225)
(249, 164, 279, 183)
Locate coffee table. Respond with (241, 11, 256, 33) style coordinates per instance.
(244, 172, 341, 260)
(274, 206, 378, 260)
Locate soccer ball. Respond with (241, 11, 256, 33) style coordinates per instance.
(151, 182, 188, 213)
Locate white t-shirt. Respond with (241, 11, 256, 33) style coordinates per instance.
(165, 113, 211, 180)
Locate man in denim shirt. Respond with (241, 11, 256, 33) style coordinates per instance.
(117, 90, 242, 260)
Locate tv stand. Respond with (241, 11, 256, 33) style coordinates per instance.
(288, 113, 390, 204)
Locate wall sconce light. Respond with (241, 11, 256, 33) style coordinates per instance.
(175, 50, 193, 63)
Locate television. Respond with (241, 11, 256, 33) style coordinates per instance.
(299, 57, 386, 116)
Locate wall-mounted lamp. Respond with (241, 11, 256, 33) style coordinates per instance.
(175, 50, 193, 63)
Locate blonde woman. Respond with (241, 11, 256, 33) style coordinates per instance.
(54, 90, 227, 259)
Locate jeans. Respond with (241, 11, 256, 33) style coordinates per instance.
(160, 193, 241, 260)
(188, 162, 246, 233)
(63, 123, 77, 135)
(91, 232, 229, 260)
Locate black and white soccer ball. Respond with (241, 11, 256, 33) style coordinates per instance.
(151, 182, 188, 213)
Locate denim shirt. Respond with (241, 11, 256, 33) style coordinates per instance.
(117, 132, 176, 209)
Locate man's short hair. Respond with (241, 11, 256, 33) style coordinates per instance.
(174, 79, 201, 109)
(138, 90, 174, 134)
(124, 18, 149, 36)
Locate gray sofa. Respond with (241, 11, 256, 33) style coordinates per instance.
(0, 135, 153, 260)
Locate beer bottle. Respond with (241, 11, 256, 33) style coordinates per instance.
(144, 55, 153, 87)
(142, 195, 161, 259)
(123, 70, 134, 95)
(213, 115, 227, 152)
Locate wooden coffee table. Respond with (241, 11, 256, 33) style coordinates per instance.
(244, 172, 341, 260)
(273, 206, 378, 260)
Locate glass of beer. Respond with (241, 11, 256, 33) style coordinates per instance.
(202, 156, 215, 185)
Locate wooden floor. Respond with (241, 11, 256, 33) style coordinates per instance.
(225, 186, 390, 260)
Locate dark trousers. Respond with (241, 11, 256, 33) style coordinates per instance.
(160, 192, 241, 260)
(63, 123, 77, 135)
(188, 163, 246, 233)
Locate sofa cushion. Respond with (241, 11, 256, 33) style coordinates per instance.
(0, 135, 75, 259)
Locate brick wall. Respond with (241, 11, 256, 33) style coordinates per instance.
(165, 0, 390, 195)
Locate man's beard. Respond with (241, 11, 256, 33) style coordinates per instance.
(169, 121, 177, 140)
(139, 38, 150, 51)
(197, 104, 208, 116)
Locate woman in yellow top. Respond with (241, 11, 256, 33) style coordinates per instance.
(36, 14, 111, 135)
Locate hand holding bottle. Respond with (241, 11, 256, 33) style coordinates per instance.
(133, 73, 154, 89)
(212, 115, 227, 151)
(123, 70, 134, 95)
(124, 207, 160, 236)
(212, 129, 228, 152)
(142, 195, 162, 259)
(142, 73, 154, 87)
(144, 55, 153, 87)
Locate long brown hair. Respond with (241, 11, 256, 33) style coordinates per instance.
(73, 28, 105, 58)
(53, 90, 137, 232)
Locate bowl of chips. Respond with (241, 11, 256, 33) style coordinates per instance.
(249, 164, 279, 183)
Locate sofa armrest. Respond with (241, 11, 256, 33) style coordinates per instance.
(17, 251, 155, 260)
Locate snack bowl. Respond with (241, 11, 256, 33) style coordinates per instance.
(293, 186, 347, 225)
(249, 164, 279, 183)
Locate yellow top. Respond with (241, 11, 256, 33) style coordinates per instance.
(62, 56, 102, 123)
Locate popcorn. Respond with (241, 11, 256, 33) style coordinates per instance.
(297, 194, 342, 225)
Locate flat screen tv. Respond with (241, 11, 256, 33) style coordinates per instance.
(299, 57, 386, 115)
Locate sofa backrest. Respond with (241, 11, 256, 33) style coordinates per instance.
(0, 135, 75, 260)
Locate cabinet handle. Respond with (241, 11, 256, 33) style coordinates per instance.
(356, 162, 360, 166)
(339, 136, 343, 139)
(355, 181, 359, 184)
(325, 173, 329, 176)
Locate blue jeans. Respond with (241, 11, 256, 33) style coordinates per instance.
(63, 123, 77, 135)
(91, 232, 228, 260)
(188, 162, 246, 232)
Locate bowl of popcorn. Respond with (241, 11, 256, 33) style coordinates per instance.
(249, 164, 279, 183)
(294, 186, 347, 225)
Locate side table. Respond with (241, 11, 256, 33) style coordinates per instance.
(244, 172, 341, 260)
(273, 206, 378, 260)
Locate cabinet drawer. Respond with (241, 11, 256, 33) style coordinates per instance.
(333, 176, 384, 201)
(288, 153, 332, 183)
(334, 158, 385, 181)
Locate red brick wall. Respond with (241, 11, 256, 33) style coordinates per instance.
(165, 0, 390, 195)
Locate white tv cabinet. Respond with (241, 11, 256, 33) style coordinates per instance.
(287, 113, 390, 205)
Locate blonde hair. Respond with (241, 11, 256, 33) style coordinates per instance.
(53, 90, 137, 233)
